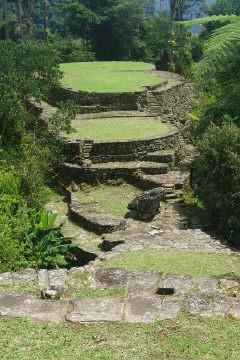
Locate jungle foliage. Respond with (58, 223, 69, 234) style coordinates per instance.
(190, 20, 240, 247)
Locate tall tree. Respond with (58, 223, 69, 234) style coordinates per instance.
(3, 0, 9, 39)
(17, 0, 23, 41)
(43, 0, 48, 42)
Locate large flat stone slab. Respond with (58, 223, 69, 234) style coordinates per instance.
(0, 292, 69, 323)
(186, 293, 232, 317)
(124, 295, 181, 323)
(67, 297, 125, 323)
(127, 270, 160, 296)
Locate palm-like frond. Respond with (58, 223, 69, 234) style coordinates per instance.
(193, 21, 240, 85)
(177, 15, 239, 27)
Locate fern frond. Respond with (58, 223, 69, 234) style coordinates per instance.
(193, 21, 240, 85)
(176, 15, 239, 27)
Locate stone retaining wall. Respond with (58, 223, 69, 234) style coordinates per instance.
(148, 83, 195, 121)
(49, 87, 147, 112)
(65, 128, 179, 164)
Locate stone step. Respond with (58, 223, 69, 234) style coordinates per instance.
(131, 170, 189, 191)
(143, 150, 175, 164)
(90, 161, 170, 174)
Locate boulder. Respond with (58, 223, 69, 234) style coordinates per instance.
(127, 187, 165, 221)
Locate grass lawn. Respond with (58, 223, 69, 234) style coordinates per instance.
(76, 183, 141, 218)
(60, 61, 162, 92)
(100, 248, 240, 279)
(0, 316, 239, 360)
(68, 117, 173, 141)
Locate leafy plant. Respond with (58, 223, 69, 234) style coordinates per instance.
(26, 211, 75, 269)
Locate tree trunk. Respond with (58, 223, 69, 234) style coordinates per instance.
(3, 0, 9, 40)
(26, 0, 31, 38)
(43, 0, 48, 43)
(17, 0, 24, 41)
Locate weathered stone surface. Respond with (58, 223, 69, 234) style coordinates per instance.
(38, 269, 49, 289)
(127, 270, 160, 295)
(186, 293, 231, 317)
(0, 272, 12, 285)
(229, 301, 240, 320)
(48, 269, 67, 288)
(41, 286, 63, 300)
(127, 188, 165, 221)
(124, 295, 180, 323)
(101, 227, 230, 254)
(0, 292, 68, 323)
(219, 279, 240, 291)
(12, 269, 37, 283)
(159, 298, 181, 320)
(125, 296, 162, 323)
(67, 297, 125, 323)
(0, 292, 35, 317)
(193, 277, 219, 293)
(158, 275, 193, 295)
(26, 300, 69, 323)
(92, 269, 129, 289)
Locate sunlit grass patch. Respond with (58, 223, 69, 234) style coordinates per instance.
(100, 248, 240, 278)
(60, 61, 162, 92)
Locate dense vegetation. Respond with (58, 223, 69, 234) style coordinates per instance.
(0, 40, 76, 272)
(0, 0, 240, 275)
(189, 19, 240, 247)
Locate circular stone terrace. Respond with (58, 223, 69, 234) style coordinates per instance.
(64, 112, 179, 164)
(66, 112, 176, 142)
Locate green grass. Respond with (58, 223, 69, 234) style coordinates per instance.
(76, 183, 141, 217)
(68, 117, 173, 141)
(0, 316, 239, 359)
(65, 270, 126, 299)
(100, 248, 240, 279)
(60, 61, 162, 92)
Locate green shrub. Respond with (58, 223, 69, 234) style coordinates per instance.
(0, 170, 32, 272)
(26, 211, 75, 269)
(49, 34, 95, 63)
(192, 123, 240, 247)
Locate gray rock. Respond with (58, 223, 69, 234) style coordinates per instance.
(219, 279, 240, 291)
(38, 269, 49, 289)
(0, 272, 13, 285)
(124, 295, 180, 323)
(26, 299, 69, 323)
(92, 269, 129, 289)
(186, 293, 231, 317)
(127, 188, 165, 221)
(124, 296, 162, 323)
(12, 269, 37, 283)
(48, 269, 67, 288)
(158, 275, 193, 295)
(67, 297, 125, 323)
(41, 286, 63, 300)
(0, 292, 68, 323)
(193, 277, 219, 293)
(127, 270, 160, 296)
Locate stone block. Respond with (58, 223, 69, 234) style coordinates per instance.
(186, 293, 231, 317)
(12, 269, 37, 283)
(0, 292, 69, 323)
(67, 297, 125, 323)
(0, 272, 13, 286)
(92, 269, 129, 289)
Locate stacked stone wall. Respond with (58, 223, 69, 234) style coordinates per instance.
(65, 128, 179, 164)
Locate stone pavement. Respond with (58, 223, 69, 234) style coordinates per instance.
(0, 267, 239, 324)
